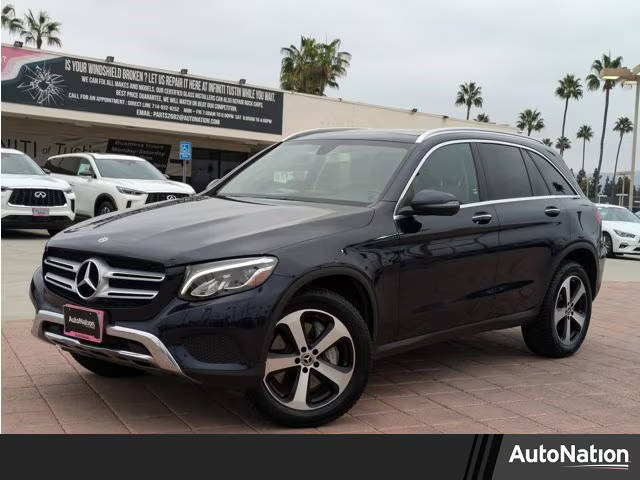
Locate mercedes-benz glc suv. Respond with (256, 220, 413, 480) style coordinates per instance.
(30, 128, 603, 427)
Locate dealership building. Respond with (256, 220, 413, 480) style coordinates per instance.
(2, 44, 515, 191)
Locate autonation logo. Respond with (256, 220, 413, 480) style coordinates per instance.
(509, 444, 630, 471)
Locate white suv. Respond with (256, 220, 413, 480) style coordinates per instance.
(1, 148, 76, 236)
(44, 153, 195, 217)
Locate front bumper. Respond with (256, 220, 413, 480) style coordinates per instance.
(1, 192, 75, 229)
(612, 233, 640, 255)
(30, 266, 290, 387)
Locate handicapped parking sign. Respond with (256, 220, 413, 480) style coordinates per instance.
(179, 141, 192, 161)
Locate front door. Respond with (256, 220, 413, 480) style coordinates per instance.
(396, 142, 500, 338)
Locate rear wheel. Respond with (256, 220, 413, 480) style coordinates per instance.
(70, 353, 143, 377)
(97, 199, 116, 216)
(247, 288, 371, 427)
(522, 261, 592, 357)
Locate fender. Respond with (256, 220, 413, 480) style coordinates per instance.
(94, 193, 118, 216)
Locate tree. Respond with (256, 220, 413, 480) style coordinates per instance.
(516, 109, 545, 136)
(541, 138, 553, 147)
(20, 9, 62, 49)
(576, 124, 594, 173)
(611, 117, 633, 200)
(588, 167, 601, 201)
(555, 74, 583, 154)
(555, 136, 571, 153)
(455, 82, 483, 120)
(1, 3, 22, 33)
(586, 52, 624, 197)
(280, 36, 351, 96)
(475, 113, 489, 123)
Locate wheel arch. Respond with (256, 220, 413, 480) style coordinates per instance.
(271, 266, 379, 342)
(552, 241, 601, 299)
(94, 193, 117, 216)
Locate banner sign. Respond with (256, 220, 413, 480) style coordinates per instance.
(1, 46, 284, 134)
(1, 131, 107, 165)
(106, 139, 172, 171)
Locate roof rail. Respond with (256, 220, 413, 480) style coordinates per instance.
(282, 127, 359, 142)
(415, 128, 541, 144)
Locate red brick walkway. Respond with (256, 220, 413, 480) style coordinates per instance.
(3, 282, 640, 434)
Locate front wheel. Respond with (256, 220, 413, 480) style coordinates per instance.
(247, 289, 371, 427)
(603, 232, 615, 258)
(97, 199, 116, 216)
(522, 261, 592, 357)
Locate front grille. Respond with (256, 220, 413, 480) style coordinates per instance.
(146, 192, 189, 204)
(183, 334, 246, 364)
(43, 249, 166, 304)
(9, 188, 66, 206)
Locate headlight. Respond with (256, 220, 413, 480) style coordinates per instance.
(63, 187, 73, 194)
(178, 257, 277, 301)
(116, 186, 144, 195)
(613, 229, 635, 238)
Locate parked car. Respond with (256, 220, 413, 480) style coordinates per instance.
(597, 203, 640, 257)
(31, 128, 603, 427)
(44, 153, 195, 218)
(1, 148, 76, 236)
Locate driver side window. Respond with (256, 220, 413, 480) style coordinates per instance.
(411, 143, 479, 204)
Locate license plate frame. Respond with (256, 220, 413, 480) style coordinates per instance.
(63, 304, 105, 344)
(32, 207, 50, 216)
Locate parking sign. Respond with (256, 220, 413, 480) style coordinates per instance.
(179, 141, 192, 161)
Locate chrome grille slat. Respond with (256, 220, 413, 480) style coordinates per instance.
(43, 254, 165, 302)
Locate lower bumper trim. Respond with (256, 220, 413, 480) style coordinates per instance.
(32, 309, 192, 380)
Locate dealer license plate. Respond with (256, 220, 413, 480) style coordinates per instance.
(63, 304, 105, 344)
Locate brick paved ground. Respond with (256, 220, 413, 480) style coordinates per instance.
(2, 281, 639, 434)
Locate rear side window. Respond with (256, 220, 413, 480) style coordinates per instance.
(411, 143, 479, 204)
(522, 152, 550, 196)
(57, 157, 80, 175)
(526, 151, 574, 195)
(478, 144, 532, 200)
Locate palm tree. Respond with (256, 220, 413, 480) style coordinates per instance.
(20, 9, 62, 49)
(555, 136, 571, 153)
(586, 52, 624, 196)
(475, 113, 489, 123)
(541, 138, 553, 147)
(576, 124, 594, 173)
(555, 74, 583, 154)
(455, 82, 483, 120)
(1, 3, 22, 33)
(516, 109, 545, 136)
(611, 117, 634, 200)
(280, 36, 350, 96)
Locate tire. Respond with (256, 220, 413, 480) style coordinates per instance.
(603, 232, 615, 258)
(522, 261, 592, 357)
(70, 353, 144, 377)
(96, 199, 116, 217)
(247, 288, 372, 427)
(47, 228, 63, 237)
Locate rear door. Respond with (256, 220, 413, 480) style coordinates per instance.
(396, 142, 500, 338)
(477, 143, 573, 317)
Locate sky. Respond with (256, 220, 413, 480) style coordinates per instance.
(2, 0, 639, 176)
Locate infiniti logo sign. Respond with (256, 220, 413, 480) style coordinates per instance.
(75, 260, 101, 299)
(34, 191, 47, 198)
(166, 194, 177, 200)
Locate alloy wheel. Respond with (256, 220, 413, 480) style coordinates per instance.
(554, 275, 587, 346)
(263, 309, 355, 411)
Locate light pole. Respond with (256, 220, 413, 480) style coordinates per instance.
(601, 65, 640, 211)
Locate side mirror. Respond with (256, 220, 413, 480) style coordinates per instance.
(42, 168, 51, 174)
(164, 173, 170, 179)
(401, 189, 460, 216)
(78, 170, 95, 179)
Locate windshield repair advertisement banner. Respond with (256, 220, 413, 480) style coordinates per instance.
(1, 46, 284, 134)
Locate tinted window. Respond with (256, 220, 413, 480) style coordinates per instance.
(410, 143, 479, 204)
(526, 151, 573, 195)
(94, 157, 167, 180)
(522, 152, 550, 196)
(479, 144, 532, 200)
(219, 140, 410, 204)
(57, 157, 80, 175)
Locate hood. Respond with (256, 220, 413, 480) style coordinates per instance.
(49, 195, 374, 266)
(604, 220, 640, 236)
(101, 178, 195, 194)
(1, 173, 71, 190)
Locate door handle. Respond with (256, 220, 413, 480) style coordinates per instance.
(545, 206, 561, 217)
(472, 212, 492, 224)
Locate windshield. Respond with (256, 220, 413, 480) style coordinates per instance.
(599, 206, 640, 223)
(217, 140, 410, 204)
(1, 152, 44, 175)
(94, 157, 165, 180)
